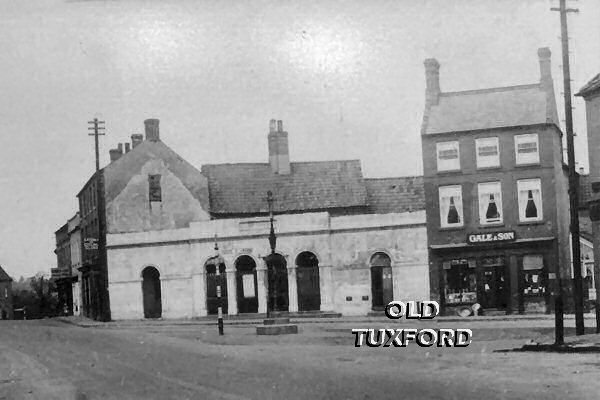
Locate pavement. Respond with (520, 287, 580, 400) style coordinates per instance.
(2, 317, 600, 399)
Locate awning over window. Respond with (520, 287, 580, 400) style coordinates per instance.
(523, 255, 544, 270)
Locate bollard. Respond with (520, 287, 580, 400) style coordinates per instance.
(554, 296, 564, 345)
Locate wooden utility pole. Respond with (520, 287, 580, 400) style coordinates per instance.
(552, 0, 584, 335)
(87, 118, 105, 172)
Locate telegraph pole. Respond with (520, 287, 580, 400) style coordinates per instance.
(87, 117, 109, 321)
(87, 118, 105, 172)
(552, 0, 584, 335)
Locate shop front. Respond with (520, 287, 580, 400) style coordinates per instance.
(432, 234, 556, 316)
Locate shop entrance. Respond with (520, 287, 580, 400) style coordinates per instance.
(296, 252, 321, 311)
(478, 257, 507, 310)
(142, 267, 162, 319)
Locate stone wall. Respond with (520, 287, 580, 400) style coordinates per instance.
(106, 211, 429, 319)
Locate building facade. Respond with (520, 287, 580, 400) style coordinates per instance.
(0, 266, 13, 320)
(575, 73, 600, 313)
(52, 222, 73, 315)
(102, 119, 429, 319)
(68, 213, 82, 316)
(421, 48, 572, 316)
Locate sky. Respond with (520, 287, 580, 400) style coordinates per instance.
(0, 0, 599, 279)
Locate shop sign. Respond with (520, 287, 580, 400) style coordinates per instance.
(467, 231, 515, 244)
(84, 237, 98, 250)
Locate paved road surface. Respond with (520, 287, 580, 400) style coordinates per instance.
(1, 319, 599, 399)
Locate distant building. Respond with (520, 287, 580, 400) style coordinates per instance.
(68, 212, 82, 316)
(575, 74, 600, 310)
(0, 265, 14, 320)
(103, 119, 429, 319)
(52, 222, 73, 315)
(420, 48, 573, 315)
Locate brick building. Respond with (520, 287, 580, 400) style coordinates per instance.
(0, 266, 13, 320)
(420, 48, 573, 316)
(51, 222, 73, 315)
(575, 73, 600, 313)
(103, 119, 429, 319)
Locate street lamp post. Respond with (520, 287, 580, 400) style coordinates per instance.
(266, 190, 277, 319)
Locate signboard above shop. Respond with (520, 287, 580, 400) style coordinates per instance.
(467, 231, 516, 245)
(84, 237, 98, 251)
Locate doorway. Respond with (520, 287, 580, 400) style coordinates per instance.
(206, 261, 228, 315)
(235, 256, 258, 313)
(478, 256, 508, 310)
(142, 267, 162, 318)
(266, 253, 289, 312)
(370, 252, 393, 311)
(296, 252, 321, 311)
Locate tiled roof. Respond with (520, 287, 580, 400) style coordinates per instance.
(0, 266, 12, 282)
(365, 177, 425, 214)
(425, 84, 557, 134)
(576, 74, 600, 98)
(201, 160, 368, 215)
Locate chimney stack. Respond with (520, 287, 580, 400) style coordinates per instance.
(125, 142, 131, 153)
(538, 47, 552, 86)
(144, 118, 160, 142)
(109, 148, 121, 162)
(268, 119, 290, 175)
(424, 58, 441, 107)
(131, 134, 143, 148)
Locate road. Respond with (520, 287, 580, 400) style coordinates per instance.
(0, 318, 599, 400)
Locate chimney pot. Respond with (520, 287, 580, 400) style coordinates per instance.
(117, 143, 123, 154)
(109, 149, 121, 162)
(538, 47, 552, 83)
(144, 118, 160, 142)
(269, 119, 277, 133)
(131, 134, 143, 148)
(277, 120, 283, 132)
(579, 167, 585, 175)
(125, 143, 131, 153)
(268, 120, 290, 175)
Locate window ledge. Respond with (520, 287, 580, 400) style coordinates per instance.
(476, 165, 501, 171)
(436, 169, 462, 175)
(478, 223, 505, 229)
(518, 220, 545, 226)
(439, 226, 465, 232)
(515, 162, 541, 168)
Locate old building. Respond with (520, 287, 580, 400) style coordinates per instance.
(104, 119, 429, 319)
(77, 119, 212, 321)
(575, 74, 600, 312)
(0, 265, 13, 320)
(51, 222, 73, 315)
(68, 212, 82, 316)
(421, 48, 572, 316)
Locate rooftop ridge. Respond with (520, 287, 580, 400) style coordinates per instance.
(203, 159, 362, 168)
(440, 83, 541, 98)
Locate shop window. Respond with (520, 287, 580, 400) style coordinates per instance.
(517, 179, 543, 222)
(515, 134, 539, 165)
(148, 174, 162, 202)
(436, 141, 460, 172)
(522, 255, 545, 296)
(443, 259, 477, 304)
(439, 185, 463, 228)
(475, 137, 500, 168)
(478, 182, 503, 225)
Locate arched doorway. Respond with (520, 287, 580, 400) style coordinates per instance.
(266, 253, 288, 312)
(142, 267, 162, 318)
(236, 256, 258, 313)
(296, 252, 321, 311)
(370, 252, 393, 311)
(205, 259, 228, 315)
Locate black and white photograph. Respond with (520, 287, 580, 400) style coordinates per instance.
(1, 0, 600, 399)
